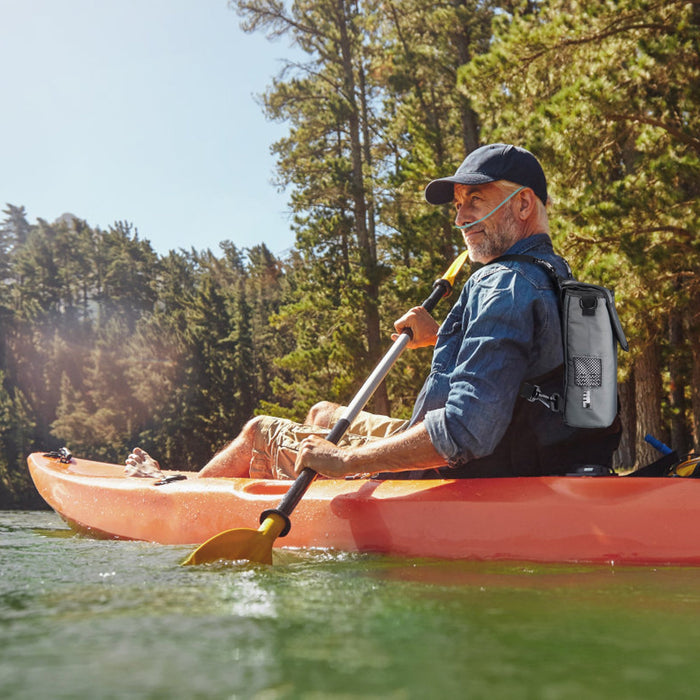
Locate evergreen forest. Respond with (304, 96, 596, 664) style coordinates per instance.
(2, 0, 698, 506)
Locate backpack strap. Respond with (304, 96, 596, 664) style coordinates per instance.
(492, 253, 571, 289)
(489, 253, 569, 414)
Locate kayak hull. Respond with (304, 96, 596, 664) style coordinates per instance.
(26, 451, 700, 565)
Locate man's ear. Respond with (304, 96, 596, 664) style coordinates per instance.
(515, 187, 538, 220)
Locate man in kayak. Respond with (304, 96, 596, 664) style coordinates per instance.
(126, 143, 621, 481)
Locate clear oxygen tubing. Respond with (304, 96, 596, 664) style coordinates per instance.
(454, 186, 524, 231)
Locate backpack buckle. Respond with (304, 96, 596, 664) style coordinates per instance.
(520, 383, 562, 413)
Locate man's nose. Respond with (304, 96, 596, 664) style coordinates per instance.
(455, 202, 471, 227)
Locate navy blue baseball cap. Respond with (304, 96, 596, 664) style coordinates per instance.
(424, 143, 548, 206)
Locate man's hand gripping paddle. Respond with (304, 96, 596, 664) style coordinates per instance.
(182, 251, 470, 565)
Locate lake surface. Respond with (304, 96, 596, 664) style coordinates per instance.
(3, 509, 700, 698)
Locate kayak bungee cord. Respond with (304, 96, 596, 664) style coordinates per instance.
(182, 249, 470, 565)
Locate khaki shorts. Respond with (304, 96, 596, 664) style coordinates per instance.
(250, 408, 408, 479)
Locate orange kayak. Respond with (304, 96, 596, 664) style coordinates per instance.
(26, 451, 700, 565)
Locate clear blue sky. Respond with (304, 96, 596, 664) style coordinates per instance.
(1, 0, 298, 257)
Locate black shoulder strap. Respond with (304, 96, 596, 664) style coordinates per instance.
(492, 253, 571, 289)
(489, 254, 567, 414)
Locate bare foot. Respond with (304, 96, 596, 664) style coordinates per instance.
(125, 447, 164, 478)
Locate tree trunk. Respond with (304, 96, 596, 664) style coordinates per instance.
(453, 2, 479, 153)
(668, 306, 688, 455)
(615, 376, 636, 469)
(690, 317, 700, 453)
(336, 0, 387, 413)
(634, 341, 664, 467)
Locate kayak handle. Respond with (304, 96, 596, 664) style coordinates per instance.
(645, 433, 673, 456)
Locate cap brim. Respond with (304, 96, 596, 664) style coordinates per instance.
(424, 172, 495, 205)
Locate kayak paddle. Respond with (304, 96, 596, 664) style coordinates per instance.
(182, 250, 470, 565)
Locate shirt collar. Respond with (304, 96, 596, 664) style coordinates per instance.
(503, 233, 553, 256)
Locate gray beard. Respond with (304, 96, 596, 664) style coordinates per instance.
(466, 206, 521, 263)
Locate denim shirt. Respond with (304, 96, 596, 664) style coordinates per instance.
(410, 233, 571, 465)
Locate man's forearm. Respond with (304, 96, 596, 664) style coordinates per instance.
(295, 422, 447, 479)
(345, 422, 446, 475)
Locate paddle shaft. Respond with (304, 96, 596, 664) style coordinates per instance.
(266, 276, 455, 527)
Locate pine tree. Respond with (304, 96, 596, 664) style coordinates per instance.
(234, 0, 393, 412)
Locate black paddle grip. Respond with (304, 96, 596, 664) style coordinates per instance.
(423, 278, 452, 313)
(271, 467, 318, 534)
(326, 417, 351, 445)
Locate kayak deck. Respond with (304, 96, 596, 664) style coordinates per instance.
(27, 451, 700, 565)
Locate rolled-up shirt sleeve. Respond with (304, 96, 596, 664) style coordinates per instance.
(423, 267, 544, 465)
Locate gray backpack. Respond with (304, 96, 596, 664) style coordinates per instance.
(497, 254, 629, 429)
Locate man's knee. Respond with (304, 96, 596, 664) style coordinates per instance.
(305, 401, 340, 428)
(233, 415, 270, 449)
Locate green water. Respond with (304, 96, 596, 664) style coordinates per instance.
(3, 511, 700, 699)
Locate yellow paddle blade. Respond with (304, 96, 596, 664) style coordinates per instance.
(442, 250, 470, 287)
(181, 513, 287, 566)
